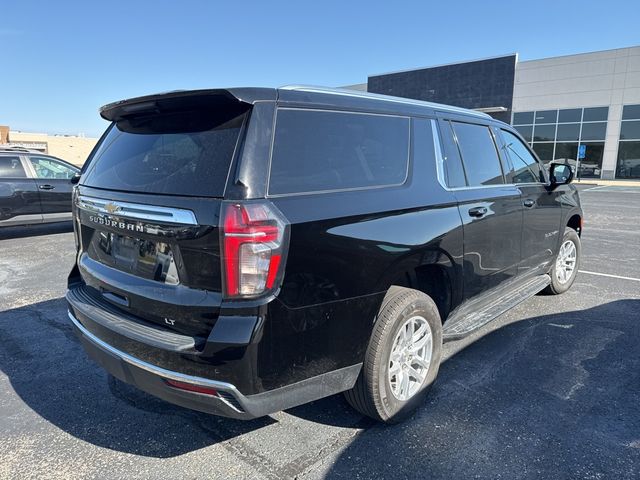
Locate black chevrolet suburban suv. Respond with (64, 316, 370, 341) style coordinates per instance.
(67, 86, 582, 423)
(0, 148, 79, 227)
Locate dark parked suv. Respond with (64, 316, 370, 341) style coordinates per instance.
(67, 86, 582, 423)
(0, 147, 79, 227)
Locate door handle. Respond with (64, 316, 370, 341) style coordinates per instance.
(523, 199, 535, 208)
(468, 206, 488, 218)
(38, 184, 55, 190)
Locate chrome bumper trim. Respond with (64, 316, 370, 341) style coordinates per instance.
(68, 310, 239, 394)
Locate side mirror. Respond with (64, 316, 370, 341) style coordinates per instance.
(70, 172, 81, 185)
(548, 162, 573, 189)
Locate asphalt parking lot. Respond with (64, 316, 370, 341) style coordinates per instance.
(1, 185, 639, 479)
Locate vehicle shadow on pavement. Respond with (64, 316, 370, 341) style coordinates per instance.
(0, 297, 276, 458)
(0, 222, 73, 240)
(2, 297, 639, 469)
(322, 299, 640, 479)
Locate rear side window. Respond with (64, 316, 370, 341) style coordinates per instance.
(82, 109, 247, 197)
(0, 156, 26, 178)
(269, 109, 410, 195)
(451, 121, 504, 186)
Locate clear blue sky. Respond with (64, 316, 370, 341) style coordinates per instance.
(2, 0, 639, 137)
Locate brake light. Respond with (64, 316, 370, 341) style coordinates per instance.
(221, 202, 288, 298)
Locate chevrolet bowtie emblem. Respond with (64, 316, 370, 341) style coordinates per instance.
(104, 202, 121, 214)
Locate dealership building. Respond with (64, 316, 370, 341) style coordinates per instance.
(345, 46, 640, 179)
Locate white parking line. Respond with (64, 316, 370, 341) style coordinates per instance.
(580, 185, 609, 192)
(579, 270, 640, 282)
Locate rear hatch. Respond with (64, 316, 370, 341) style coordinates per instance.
(73, 91, 250, 338)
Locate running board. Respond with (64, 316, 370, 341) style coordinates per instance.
(443, 274, 551, 341)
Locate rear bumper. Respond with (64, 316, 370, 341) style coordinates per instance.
(69, 310, 361, 419)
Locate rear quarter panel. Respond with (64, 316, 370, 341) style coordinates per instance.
(256, 118, 464, 390)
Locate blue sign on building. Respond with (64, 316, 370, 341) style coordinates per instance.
(578, 144, 586, 159)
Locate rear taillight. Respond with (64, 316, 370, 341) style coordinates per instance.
(220, 201, 289, 299)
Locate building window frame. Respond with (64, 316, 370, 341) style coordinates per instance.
(512, 106, 609, 179)
(617, 104, 640, 179)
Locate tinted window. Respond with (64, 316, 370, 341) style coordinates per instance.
(535, 110, 557, 124)
(579, 142, 604, 178)
(452, 122, 503, 186)
(501, 130, 544, 183)
(583, 107, 608, 122)
(532, 143, 554, 162)
(82, 109, 246, 197)
(580, 122, 607, 140)
(0, 156, 27, 178)
(269, 110, 409, 195)
(554, 143, 578, 162)
(29, 156, 77, 179)
(438, 120, 466, 188)
(558, 109, 582, 123)
(622, 105, 640, 120)
(556, 123, 580, 142)
(533, 124, 556, 142)
(620, 121, 640, 140)
(617, 141, 640, 178)
(514, 125, 533, 142)
(512, 112, 534, 125)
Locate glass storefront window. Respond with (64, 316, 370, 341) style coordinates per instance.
(513, 111, 534, 125)
(556, 123, 580, 142)
(533, 124, 556, 142)
(583, 107, 609, 122)
(578, 142, 604, 178)
(622, 104, 640, 120)
(617, 141, 640, 178)
(559, 109, 582, 123)
(620, 120, 640, 140)
(514, 125, 533, 142)
(532, 143, 554, 162)
(554, 143, 579, 179)
(535, 110, 558, 124)
(554, 142, 578, 162)
(580, 122, 607, 140)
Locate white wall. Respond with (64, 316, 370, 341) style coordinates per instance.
(513, 46, 640, 178)
(9, 131, 98, 166)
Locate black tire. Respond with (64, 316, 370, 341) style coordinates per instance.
(344, 286, 442, 423)
(544, 228, 581, 295)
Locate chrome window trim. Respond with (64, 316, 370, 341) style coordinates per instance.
(266, 107, 411, 198)
(430, 120, 547, 192)
(76, 195, 197, 225)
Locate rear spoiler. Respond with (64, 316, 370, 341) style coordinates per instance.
(99, 88, 277, 122)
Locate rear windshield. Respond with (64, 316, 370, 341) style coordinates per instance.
(269, 109, 410, 195)
(82, 108, 247, 197)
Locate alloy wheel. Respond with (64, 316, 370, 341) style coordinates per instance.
(555, 239, 577, 284)
(388, 315, 433, 401)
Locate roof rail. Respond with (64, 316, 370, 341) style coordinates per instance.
(0, 146, 36, 153)
(279, 85, 492, 119)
